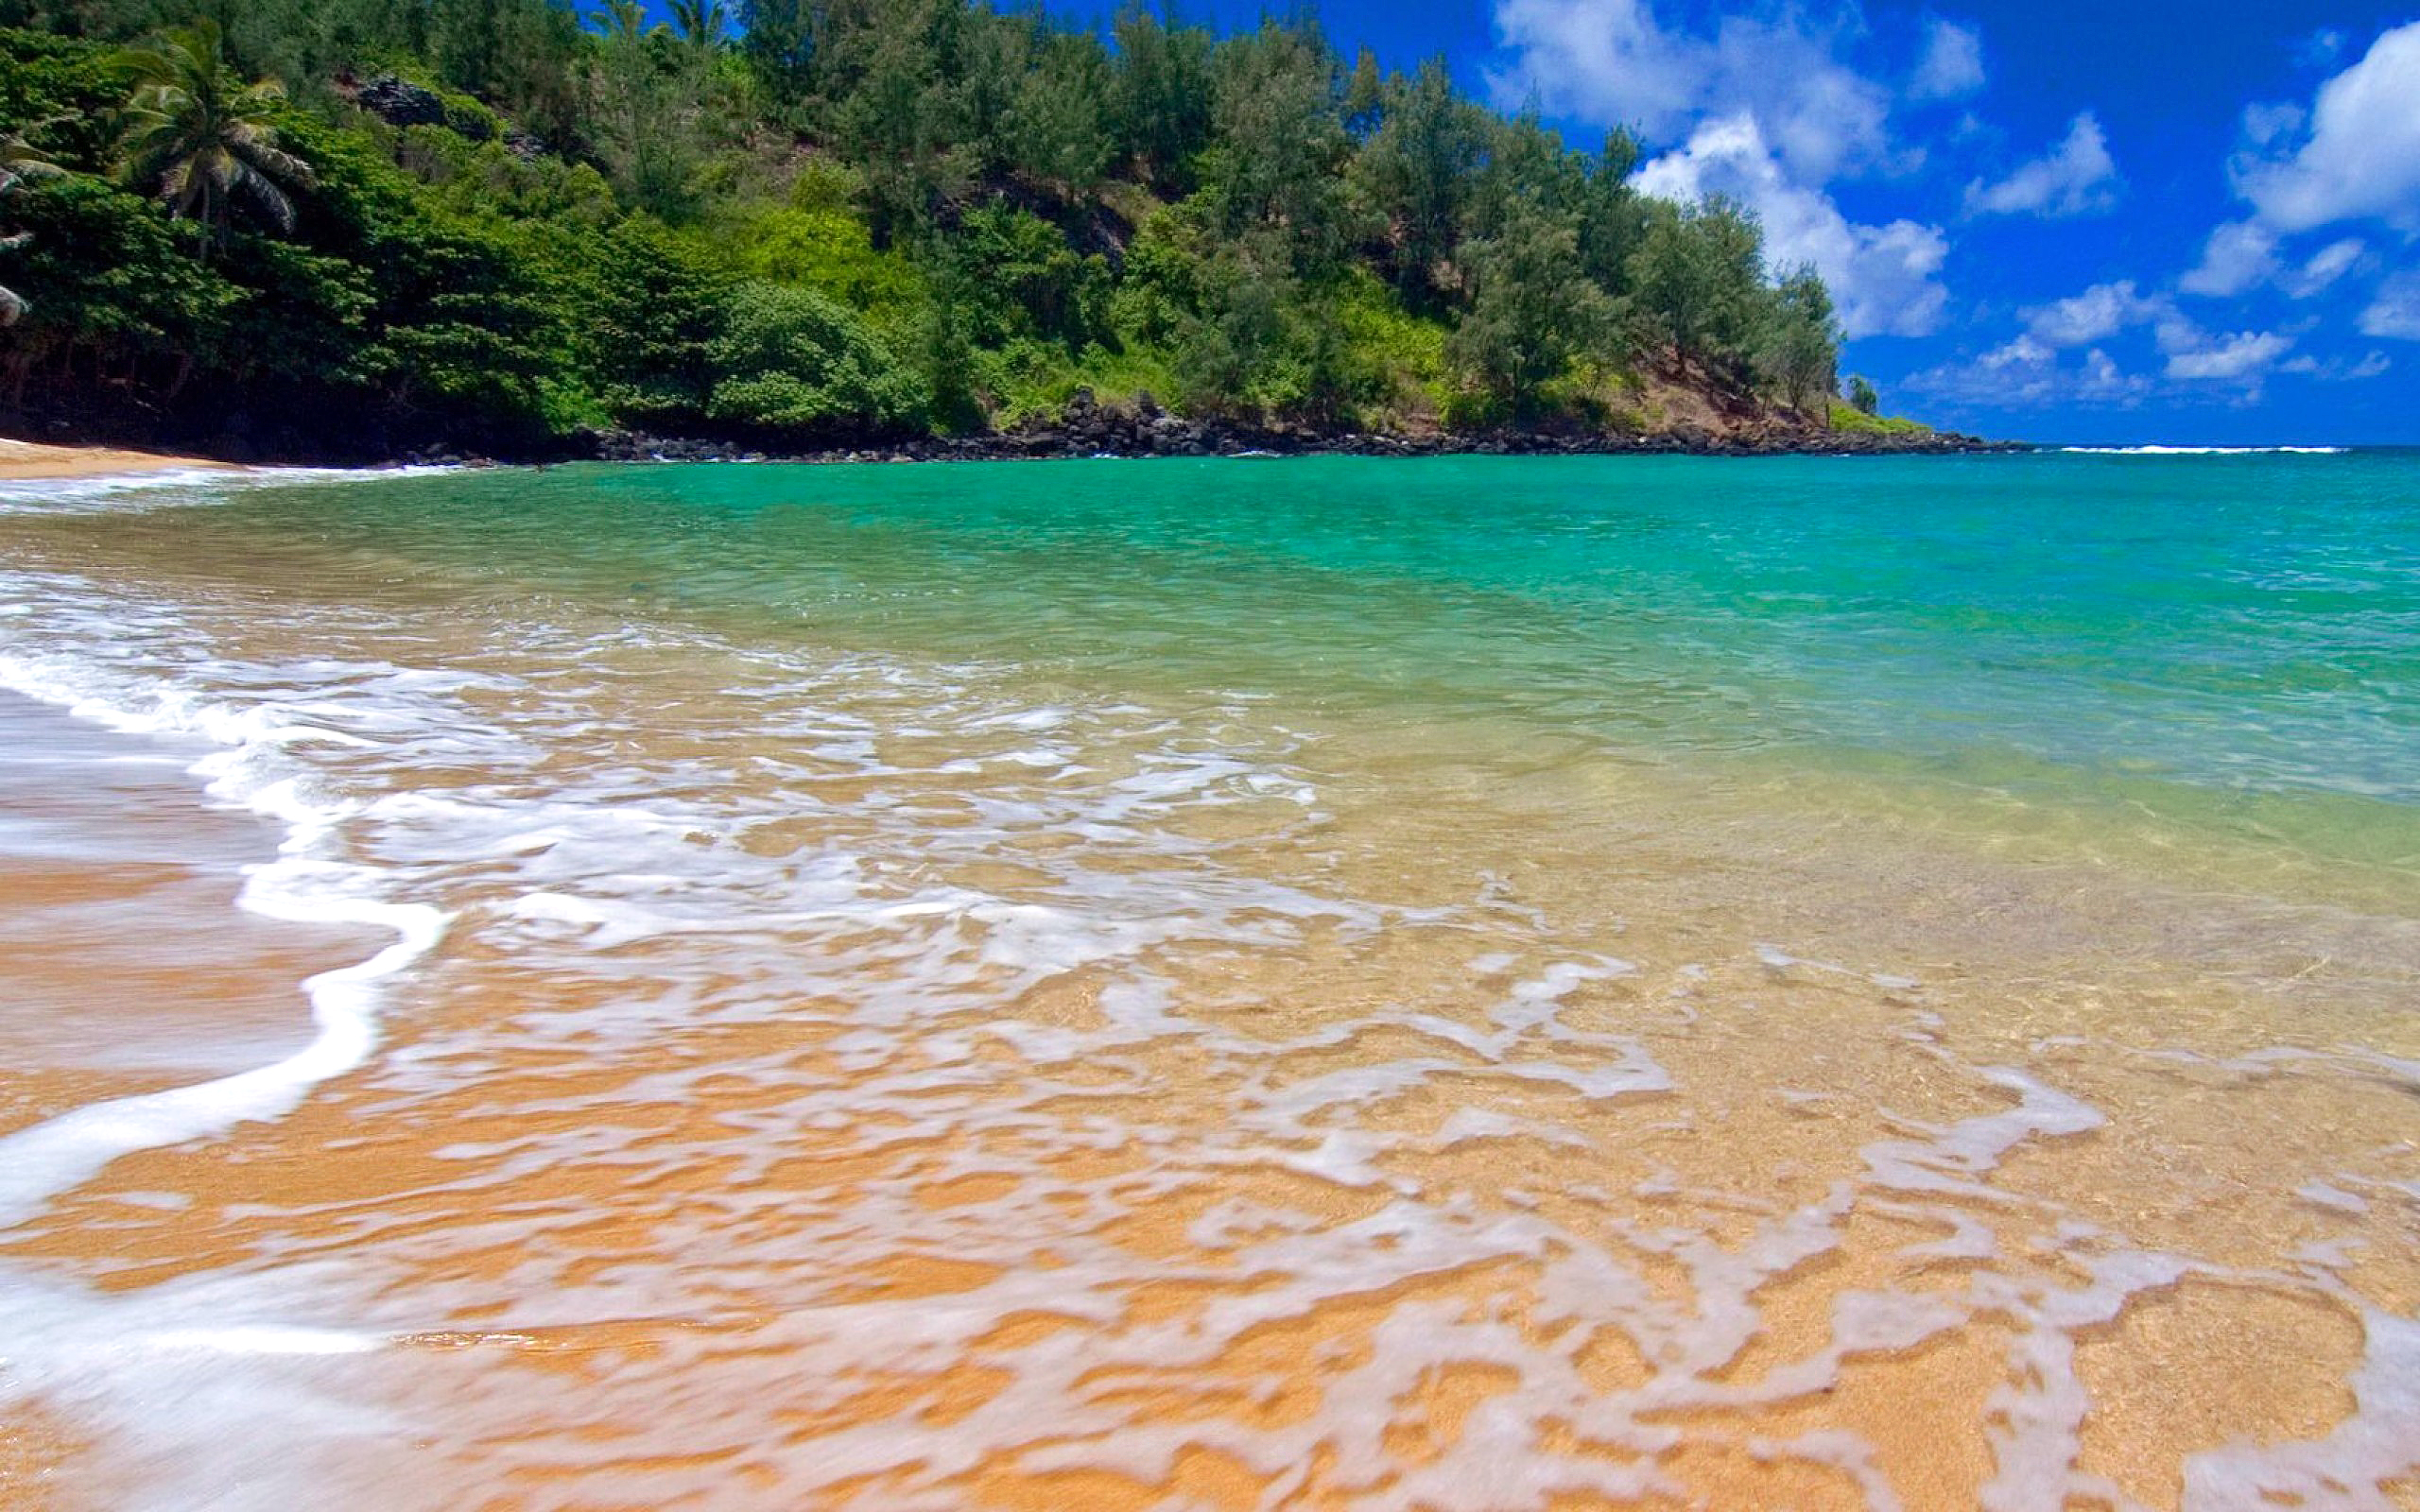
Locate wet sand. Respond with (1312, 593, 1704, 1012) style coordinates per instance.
(0, 693, 391, 1135)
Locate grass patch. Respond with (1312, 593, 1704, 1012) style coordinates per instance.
(1829, 403, 1933, 435)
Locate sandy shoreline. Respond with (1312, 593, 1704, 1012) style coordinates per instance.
(0, 438, 233, 482)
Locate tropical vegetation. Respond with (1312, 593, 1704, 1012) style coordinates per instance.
(0, 0, 1860, 455)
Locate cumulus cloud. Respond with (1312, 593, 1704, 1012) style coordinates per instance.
(2182, 223, 2366, 299)
(1631, 115, 1950, 338)
(1903, 337, 2149, 408)
(2022, 280, 2167, 347)
(2361, 272, 2420, 339)
(1984, 275, 2284, 387)
(2232, 21, 2420, 232)
(1485, 0, 1897, 182)
(2180, 220, 2279, 298)
(2165, 331, 2294, 382)
(1964, 113, 2121, 218)
(2281, 351, 2392, 381)
(2018, 279, 2217, 361)
(1910, 19, 1984, 101)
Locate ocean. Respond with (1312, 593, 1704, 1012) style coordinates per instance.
(0, 450, 2414, 1510)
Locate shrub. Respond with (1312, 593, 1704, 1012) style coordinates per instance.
(705, 280, 928, 433)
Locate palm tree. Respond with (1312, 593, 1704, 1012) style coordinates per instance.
(115, 19, 315, 257)
(0, 132, 64, 327)
(669, 0, 732, 52)
(590, 0, 660, 45)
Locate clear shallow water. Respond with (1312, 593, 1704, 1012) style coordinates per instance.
(68, 452, 2420, 868)
(0, 454, 2416, 1510)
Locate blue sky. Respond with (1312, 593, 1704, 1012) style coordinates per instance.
(673, 0, 2420, 442)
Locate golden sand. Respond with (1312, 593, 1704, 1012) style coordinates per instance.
(0, 438, 230, 482)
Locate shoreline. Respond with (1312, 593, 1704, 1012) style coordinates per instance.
(7, 412, 2022, 479)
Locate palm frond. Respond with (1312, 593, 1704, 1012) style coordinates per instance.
(111, 18, 314, 249)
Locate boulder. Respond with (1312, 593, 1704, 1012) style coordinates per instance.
(358, 76, 446, 129)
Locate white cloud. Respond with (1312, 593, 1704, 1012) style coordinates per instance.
(1964, 113, 2121, 218)
(2292, 237, 2365, 295)
(2016, 279, 2218, 362)
(1903, 337, 2149, 408)
(2164, 331, 2294, 382)
(1910, 19, 1984, 101)
(2023, 280, 2166, 347)
(1632, 115, 1950, 338)
(2233, 22, 2420, 232)
(2281, 351, 2392, 380)
(2360, 272, 2420, 339)
(2180, 220, 2278, 298)
(1911, 324, 2284, 410)
(1486, 0, 1897, 182)
(2181, 224, 2365, 299)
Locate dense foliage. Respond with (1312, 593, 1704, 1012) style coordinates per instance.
(0, 0, 1848, 454)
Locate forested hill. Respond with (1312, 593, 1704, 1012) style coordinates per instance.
(0, 0, 1912, 461)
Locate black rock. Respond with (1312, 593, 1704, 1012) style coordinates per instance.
(358, 76, 447, 129)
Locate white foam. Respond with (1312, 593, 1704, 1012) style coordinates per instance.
(2180, 1305, 2420, 1510)
(0, 639, 447, 1228)
(2058, 444, 2347, 455)
(0, 463, 452, 513)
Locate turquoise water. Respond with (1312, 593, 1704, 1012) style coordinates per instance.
(7, 449, 2420, 1509)
(42, 448, 2416, 895)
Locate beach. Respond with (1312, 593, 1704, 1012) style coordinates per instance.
(0, 452, 2414, 1510)
(0, 440, 233, 483)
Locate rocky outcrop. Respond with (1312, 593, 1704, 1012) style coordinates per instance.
(355, 76, 448, 129)
(506, 393, 2014, 471)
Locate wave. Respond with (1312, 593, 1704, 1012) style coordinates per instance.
(2059, 444, 2349, 455)
(0, 635, 448, 1228)
(0, 463, 453, 514)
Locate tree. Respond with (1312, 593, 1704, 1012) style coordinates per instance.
(1109, 0, 1211, 191)
(945, 203, 1090, 345)
(1574, 129, 1646, 293)
(668, 0, 731, 52)
(1204, 21, 1352, 268)
(0, 0, 1859, 445)
(1448, 199, 1612, 418)
(424, 0, 587, 142)
(1001, 27, 1112, 198)
(1757, 265, 1837, 417)
(575, 217, 732, 423)
(738, 0, 821, 112)
(1846, 373, 1878, 415)
(829, 0, 968, 240)
(115, 19, 315, 255)
(0, 129, 62, 324)
(1340, 46, 1381, 137)
(588, 0, 710, 218)
(1628, 194, 1766, 377)
(1349, 57, 1483, 309)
